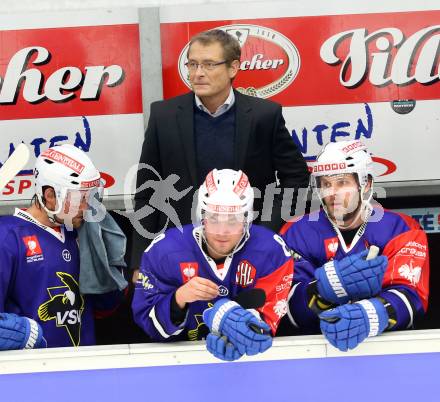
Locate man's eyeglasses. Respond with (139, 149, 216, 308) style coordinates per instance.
(185, 61, 227, 71)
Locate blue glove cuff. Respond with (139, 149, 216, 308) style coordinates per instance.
(356, 298, 389, 337)
(315, 260, 349, 304)
(0, 313, 45, 350)
(22, 318, 44, 349)
(203, 299, 240, 334)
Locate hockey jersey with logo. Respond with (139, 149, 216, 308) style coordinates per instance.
(280, 207, 429, 334)
(132, 224, 293, 341)
(0, 209, 96, 347)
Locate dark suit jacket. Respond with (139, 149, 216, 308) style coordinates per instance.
(130, 90, 309, 267)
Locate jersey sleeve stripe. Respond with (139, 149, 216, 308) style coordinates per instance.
(148, 305, 185, 338)
(286, 282, 301, 328)
(386, 289, 414, 328)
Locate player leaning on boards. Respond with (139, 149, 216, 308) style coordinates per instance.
(0, 145, 113, 350)
(279, 140, 429, 351)
(132, 169, 293, 361)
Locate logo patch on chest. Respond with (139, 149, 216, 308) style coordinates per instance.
(235, 260, 256, 287)
(180, 262, 199, 283)
(62, 249, 72, 262)
(324, 237, 339, 260)
(22, 235, 44, 263)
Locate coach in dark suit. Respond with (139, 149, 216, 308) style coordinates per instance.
(130, 29, 309, 268)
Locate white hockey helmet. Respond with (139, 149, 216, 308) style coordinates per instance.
(34, 144, 101, 218)
(311, 140, 373, 205)
(197, 169, 254, 227)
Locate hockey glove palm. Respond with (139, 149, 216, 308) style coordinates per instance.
(203, 299, 272, 356)
(315, 250, 388, 304)
(319, 298, 389, 351)
(0, 313, 46, 350)
(206, 332, 243, 361)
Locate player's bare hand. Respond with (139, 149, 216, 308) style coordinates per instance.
(132, 269, 140, 284)
(175, 277, 219, 308)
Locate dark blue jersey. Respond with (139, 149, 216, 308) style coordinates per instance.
(0, 209, 96, 347)
(280, 207, 429, 333)
(132, 224, 293, 341)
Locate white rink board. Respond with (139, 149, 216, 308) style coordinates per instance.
(0, 113, 144, 202)
(0, 328, 440, 375)
(283, 99, 440, 183)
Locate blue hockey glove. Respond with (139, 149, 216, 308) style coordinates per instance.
(315, 250, 388, 304)
(203, 299, 272, 356)
(0, 313, 46, 350)
(206, 332, 243, 361)
(319, 298, 389, 351)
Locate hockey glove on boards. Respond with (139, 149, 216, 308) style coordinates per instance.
(0, 313, 46, 350)
(203, 298, 272, 357)
(319, 298, 389, 351)
(206, 332, 244, 361)
(314, 250, 388, 305)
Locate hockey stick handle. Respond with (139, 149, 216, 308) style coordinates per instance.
(366, 245, 379, 261)
(0, 144, 30, 191)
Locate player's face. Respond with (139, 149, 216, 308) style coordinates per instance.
(57, 189, 93, 228)
(203, 212, 245, 258)
(187, 41, 239, 106)
(319, 174, 361, 224)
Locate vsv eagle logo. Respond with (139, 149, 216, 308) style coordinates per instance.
(38, 272, 84, 346)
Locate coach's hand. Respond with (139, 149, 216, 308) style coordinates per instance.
(175, 277, 219, 308)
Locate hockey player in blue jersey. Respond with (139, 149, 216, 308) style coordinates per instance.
(132, 169, 293, 361)
(280, 140, 429, 351)
(0, 144, 106, 350)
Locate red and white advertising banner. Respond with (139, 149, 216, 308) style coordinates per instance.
(0, 9, 143, 202)
(160, 6, 440, 183)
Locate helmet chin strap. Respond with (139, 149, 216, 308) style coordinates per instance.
(330, 201, 368, 230)
(36, 193, 63, 226)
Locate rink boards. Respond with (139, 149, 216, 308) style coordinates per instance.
(0, 329, 439, 402)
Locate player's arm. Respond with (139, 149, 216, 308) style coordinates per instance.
(318, 284, 422, 352)
(131, 236, 218, 342)
(0, 233, 45, 350)
(282, 246, 387, 333)
(284, 255, 322, 333)
(280, 223, 331, 333)
(378, 226, 430, 330)
(202, 234, 293, 359)
(253, 234, 294, 335)
(170, 276, 219, 327)
(131, 254, 185, 341)
(318, 287, 410, 352)
(308, 247, 388, 308)
(319, 297, 390, 351)
(318, 226, 430, 351)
